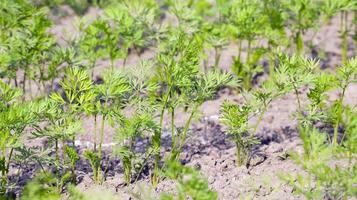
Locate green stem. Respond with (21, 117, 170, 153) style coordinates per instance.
(341, 11, 348, 64)
(246, 40, 251, 64)
(98, 114, 105, 183)
(152, 87, 172, 186)
(91, 60, 96, 80)
(252, 106, 268, 136)
(214, 47, 221, 68)
(62, 140, 66, 166)
(333, 121, 339, 146)
(29, 79, 33, 99)
(171, 108, 176, 150)
(94, 115, 97, 152)
(0, 148, 13, 193)
(6, 148, 13, 175)
(293, 83, 302, 112)
(134, 149, 153, 183)
(236, 139, 242, 166)
(296, 31, 304, 55)
(22, 69, 27, 98)
(55, 139, 59, 174)
(238, 40, 242, 60)
(268, 44, 275, 78)
(71, 161, 76, 184)
(103, 155, 113, 183)
(334, 87, 347, 146)
(174, 104, 199, 160)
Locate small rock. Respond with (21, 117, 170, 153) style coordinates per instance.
(266, 115, 274, 123)
(249, 155, 267, 167)
(208, 176, 216, 184)
(208, 150, 220, 159)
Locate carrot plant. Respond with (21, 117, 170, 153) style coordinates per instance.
(50, 67, 95, 183)
(204, 24, 229, 69)
(220, 80, 282, 167)
(322, 0, 356, 63)
(104, 0, 161, 66)
(0, 0, 55, 96)
(223, 0, 268, 89)
(262, 0, 287, 75)
(280, 59, 357, 199)
(0, 81, 39, 195)
(86, 69, 131, 184)
(274, 52, 318, 112)
(281, 124, 357, 199)
(328, 58, 357, 145)
(159, 160, 218, 200)
(220, 102, 255, 166)
(303, 73, 335, 126)
(115, 112, 158, 185)
(282, 0, 322, 55)
(77, 20, 106, 78)
(150, 31, 234, 185)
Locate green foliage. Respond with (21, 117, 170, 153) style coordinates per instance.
(0, 0, 56, 96)
(160, 160, 217, 200)
(1, 0, 357, 198)
(21, 173, 61, 200)
(83, 150, 99, 183)
(220, 101, 258, 166)
(0, 81, 39, 195)
(281, 125, 357, 200)
(149, 31, 235, 184)
(274, 52, 318, 111)
(115, 112, 158, 185)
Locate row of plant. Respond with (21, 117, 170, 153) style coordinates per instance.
(221, 55, 357, 199)
(2, 0, 357, 97)
(0, 0, 356, 199)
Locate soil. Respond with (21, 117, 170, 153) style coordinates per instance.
(9, 6, 357, 200)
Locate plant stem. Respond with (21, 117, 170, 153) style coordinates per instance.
(174, 104, 198, 160)
(22, 69, 27, 98)
(238, 40, 242, 60)
(28, 79, 33, 99)
(214, 46, 221, 68)
(295, 31, 304, 55)
(152, 86, 171, 186)
(6, 148, 13, 175)
(236, 138, 242, 166)
(94, 115, 97, 152)
(268, 44, 275, 77)
(98, 114, 105, 183)
(91, 60, 96, 80)
(341, 11, 348, 64)
(171, 108, 176, 150)
(246, 40, 251, 64)
(292, 82, 302, 112)
(333, 121, 339, 146)
(55, 139, 59, 174)
(252, 106, 267, 136)
(334, 86, 347, 146)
